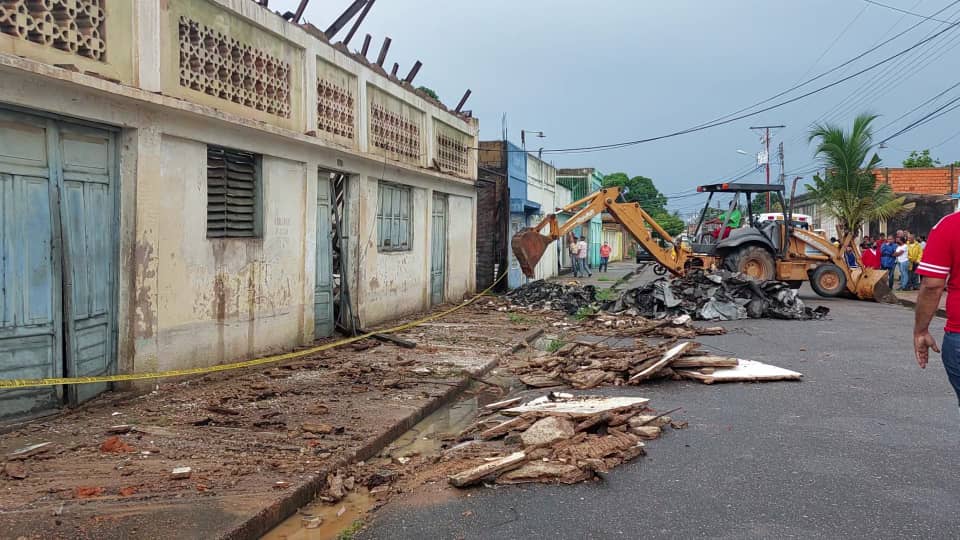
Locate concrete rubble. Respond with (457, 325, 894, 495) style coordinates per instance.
(506, 270, 830, 321)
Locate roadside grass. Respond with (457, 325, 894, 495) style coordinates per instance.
(574, 306, 596, 320)
(596, 276, 615, 282)
(337, 520, 364, 540)
(546, 339, 565, 353)
(507, 313, 530, 324)
(595, 288, 617, 302)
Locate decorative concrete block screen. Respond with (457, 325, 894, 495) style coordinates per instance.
(368, 85, 423, 166)
(434, 119, 470, 176)
(317, 59, 356, 142)
(178, 16, 291, 118)
(0, 0, 106, 61)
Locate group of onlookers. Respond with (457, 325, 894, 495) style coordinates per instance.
(853, 230, 926, 290)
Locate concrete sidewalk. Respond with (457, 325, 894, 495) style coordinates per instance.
(895, 289, 947, 318)
(0, 303, 545, 540)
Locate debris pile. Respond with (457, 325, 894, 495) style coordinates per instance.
(508, 339, 765, 389)
(447, 393, 681, 487)
(505, 281, 597, 314)
(506, 271, 829, 321)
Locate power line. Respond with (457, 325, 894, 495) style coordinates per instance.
(880, 93, 960, 142)
(792, 3, 870, 85)
(864, 0, 955, 23)
(877, 79, 960, 131)
(516, 13, 960, 156)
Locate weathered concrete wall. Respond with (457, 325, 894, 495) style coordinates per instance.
(445, 194, 476, 301)
(152, 137, 309, 370)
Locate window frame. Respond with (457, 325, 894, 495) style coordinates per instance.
(206, 144, 263, 239)
(376, 181, 413, 252)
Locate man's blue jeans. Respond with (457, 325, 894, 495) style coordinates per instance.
(942, 332, 960, 406)
(898, 260, 910, 289)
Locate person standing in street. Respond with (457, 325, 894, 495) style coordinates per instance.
(896, 237, 910, 290)
(907, 234, 923, 290)
(599, 241, 612, 273)
(576, 236, 591, 278)
(569, 236, 580, 277)
(861, 241, 880, 269)
(881, 235, 897, 289)
(914, 213, 960, 407)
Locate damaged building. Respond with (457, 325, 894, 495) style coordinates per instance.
(0, 0, 479, 421)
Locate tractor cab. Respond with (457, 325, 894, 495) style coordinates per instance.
(691, 183, 790, 259)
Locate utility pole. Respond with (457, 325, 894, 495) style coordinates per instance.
(749, 125, 784, 211)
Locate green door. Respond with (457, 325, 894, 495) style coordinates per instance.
(314, 172, 334, 338)
(0, 110, 117, 421)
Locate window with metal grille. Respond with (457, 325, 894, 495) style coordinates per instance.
(377, 182, 412, 251)
(206, 146, 261, 238)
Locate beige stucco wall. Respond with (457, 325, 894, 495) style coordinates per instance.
(445, 194, 476, 301)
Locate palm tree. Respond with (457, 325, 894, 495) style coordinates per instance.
(806, 113, 911, 240)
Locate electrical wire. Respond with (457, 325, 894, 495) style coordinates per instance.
(791, 3, 871, 85)
(880, 93, 960, 142)
(501, 18, 960, 156)
(864, 0, 954, 23)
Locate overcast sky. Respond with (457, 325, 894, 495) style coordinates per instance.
(274, 0, 960, 216)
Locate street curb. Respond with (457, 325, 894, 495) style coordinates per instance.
(896, 296, 948, 319)
(221, 345, 517, 540)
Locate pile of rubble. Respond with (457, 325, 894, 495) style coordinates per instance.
(504, 281, 597, 314)
(506, 271, 829, 321)
(446, 393, 682, 487)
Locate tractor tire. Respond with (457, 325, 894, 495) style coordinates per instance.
(724, 245, 776, 281)
(810, 264, 847, 297)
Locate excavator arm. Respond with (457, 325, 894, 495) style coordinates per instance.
(512, 186, 689, 277)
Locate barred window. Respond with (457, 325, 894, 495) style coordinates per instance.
(377, 182, 411, 251)
(207, 146, 261, 238)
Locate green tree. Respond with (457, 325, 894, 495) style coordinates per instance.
(902, 149, 940, 168)
(602, 173, 683, 236)
(417, 86, 439, 100)
(806, 113, 911, 238)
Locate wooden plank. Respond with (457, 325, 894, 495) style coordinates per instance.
(670, 355, 739, 368)
(628, 342, 697, 382)
(448, 451, 526, 487)
(480, 416, 533, 440)
(502, 396, 649, 418)
(483, 397, 523, 411)
(676, 359, 802, 384)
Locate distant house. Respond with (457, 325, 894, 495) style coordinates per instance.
(557, 168, 605, 269)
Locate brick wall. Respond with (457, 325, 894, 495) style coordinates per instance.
(476, 167, 509, 292)
(873, 166, 957, 195)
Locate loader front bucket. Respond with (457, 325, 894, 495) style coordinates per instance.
(854, 268, 898, 303)
(512, 229, 554, 278)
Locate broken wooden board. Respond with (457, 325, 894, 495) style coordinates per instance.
(670, 355, 739, 368)
(448, 451, 526, 487)
(502, 395, 649, 418)
(628, 342, 696, 382)
(676, 359, 802, 384)
(482, 397, 523, 411)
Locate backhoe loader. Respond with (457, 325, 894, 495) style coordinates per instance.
(511, 183, 893, 301)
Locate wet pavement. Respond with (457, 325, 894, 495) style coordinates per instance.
(357, 291, 960, 539)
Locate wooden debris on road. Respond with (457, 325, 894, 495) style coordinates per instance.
(676, 359, 802, 384)
(448, 451, 527, 487)
(628, 342, 697, 383)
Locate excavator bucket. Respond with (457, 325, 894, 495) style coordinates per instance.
(854, 267, 898, 303)
(512, 229, 554, 278)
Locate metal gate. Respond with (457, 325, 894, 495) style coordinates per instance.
(314, 172, 334, 338)
(430, 192, 447, 305)
(0, 109, 117, 420)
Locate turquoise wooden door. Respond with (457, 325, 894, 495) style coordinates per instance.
(59, 124, 117, 405)
(314, 173, 334, 338)
(0, 112, 63, 420)
(430, 193, 447, 305)
(0, 110, 117, 420)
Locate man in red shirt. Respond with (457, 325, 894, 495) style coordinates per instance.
(599, 241, 612, 273)
(914, 212, 960, 404)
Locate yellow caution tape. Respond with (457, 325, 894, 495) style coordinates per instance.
(0, 273, 507, 389)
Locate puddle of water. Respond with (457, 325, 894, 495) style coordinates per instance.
(388, 374, 520, 458)
(262, 373, 523, 539)
(261, 490, 371, 540)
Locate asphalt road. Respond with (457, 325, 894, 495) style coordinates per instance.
(358, 290, 960, 539)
